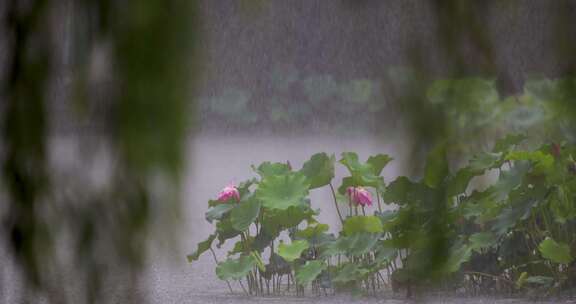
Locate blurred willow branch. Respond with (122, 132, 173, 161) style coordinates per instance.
(1, 1, 199, 303)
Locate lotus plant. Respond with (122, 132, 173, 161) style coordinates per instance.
(189, 141, 576, 298)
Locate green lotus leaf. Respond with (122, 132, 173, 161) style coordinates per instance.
(344, 233, 380, 257)
(447, 167, 481, 197)
(227, 237, 254, 256)
(367, 154, 393, 176)
(340, 152, 365, 173)
(205, 204, 235, 223)
(491, 186, 545, 235)
(550, 185, 576, 224)
(230, 195, 261, 231)
(278, 240, 309, 262)
(468, 152, 502, 172)
(208, 199, 220, 208)
(383, 176, 420, 205)
(295, 260, 327, 286)
(506, 150, 554, 174)
(375, 210, 398, 230)
(337, 176, 354, 195)
(343, 215, 383, 235)
(256, 173, 309, 210)
(252, 229, 276, 252)
(374, 244, 397, 264)
(186, 234, 216, 262)
(332, 263, 369, 284)
(424, 144, 448, 188)
(469, 232, 497, 252)
(295, 224, 334, 247)
(216, 255, 256, 281)
(216, 218, 241, 247)
(237, 178, 257, 197)
(253, 162, 290, 178)
(261, 205, 316, 236)
(321, 233, 380, 257)
(516, 272, 529, 288)
(538, 237, 573, 264)
(443, 243, 472, 273)
(339, 152, 385, 192)
(489, 161, 530, 202)
(299, 153, 335, 189)
(296, 223, 329, 240)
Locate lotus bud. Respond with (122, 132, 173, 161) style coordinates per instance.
(217, 184, 240, 203)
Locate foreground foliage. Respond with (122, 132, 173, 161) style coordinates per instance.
(188, 134, 576, 298)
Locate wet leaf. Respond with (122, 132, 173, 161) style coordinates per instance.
(230, 196, 261, 231)
(216, 255, 256, 280)
(261, 205, 315, 235)
(468, 152, 502, 172)
(299, 153, 335, 189)
(227, 237, 254, 256)
(295, 223, 330, 240)
(383, 176, 429, 205)
(339, 152, 384, 192)
(216, 218, 241, 247)
(295, 260, 327, 285)
(205, 204, 235, 223)
(506, 150, 554, 174)
(252, 229, 275, 252)
(374, 244, 397, 264)
(366, 154, 393, 176)
(538, 237, 573, 264)
(253, 162, 290, 178)
(321, 233, 380, 257)
(447, 167, 479, 196)
(187, 234, 216, 262)
(343, 216, 383, 235)
(469, 232, 497, 252)
(256, 173, 309, 210)
(332, 263, 369, 284)
(443, 243, 472, 273)
(516, 272, 528, 288)
(278, 240, 309, 262)
(490, 161, 531, 202)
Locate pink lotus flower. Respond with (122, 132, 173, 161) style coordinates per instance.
(217, 184, 240, 202)
(346, 186, 372, 207)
